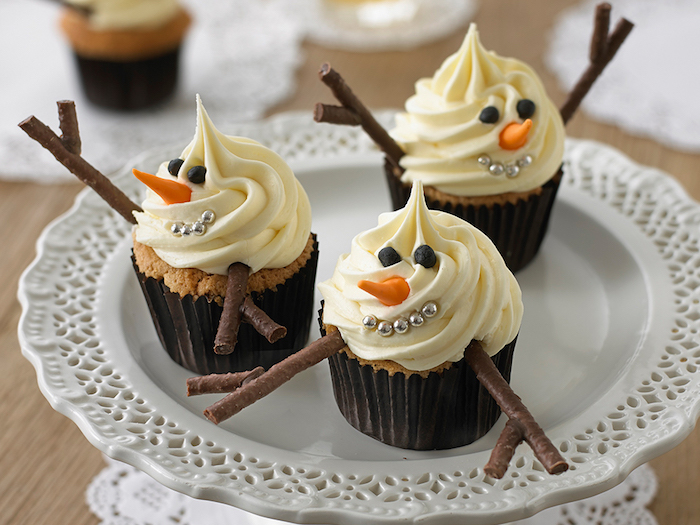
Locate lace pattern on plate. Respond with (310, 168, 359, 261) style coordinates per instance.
(87, 457, 657, 525)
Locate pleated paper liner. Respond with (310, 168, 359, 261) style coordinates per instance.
(384, 160, 563, 273)
(320, 312, 516, 450)
(133, 236, 319, 375)
(74, 48, 183, 110)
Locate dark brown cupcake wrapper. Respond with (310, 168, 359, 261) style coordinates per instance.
(384, 159, 563, 272)
(73, 47, 182, 110)
(133, 235, 319, 375)
(319, 308, 516, 450)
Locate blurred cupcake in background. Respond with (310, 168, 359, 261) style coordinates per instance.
(59, 0, 192, 110)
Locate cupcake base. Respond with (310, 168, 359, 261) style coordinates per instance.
(134, 235, 319, 375)
(322, 316, 516, 450)
(384, 160, 563, 272)
(73, 48, 182, 110)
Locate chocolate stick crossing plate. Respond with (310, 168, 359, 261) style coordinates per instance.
(18, 112, 700, 525)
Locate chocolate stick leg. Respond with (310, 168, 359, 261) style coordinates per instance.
(484, 419, 525, 479)
(214, 263, 250, 355)
(203, 330, 346, 424)
(240, 296, 287, 344)
(315, 63, 405, 170)
(559, 3, 634, 125)
(464, 341, 568, 477)
(186, 367, 265, 396)
(18, 110, 142, 224)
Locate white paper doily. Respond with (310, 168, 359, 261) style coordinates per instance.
(0, 0, 306, 183)
(302, 0, 477, 52)
(546, 0, 700, 152)
(87, 457, 658, 525)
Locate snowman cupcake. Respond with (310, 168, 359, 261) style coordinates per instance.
(385, 23, 565, 272)
(319, 180, 522, 449)
(131, 96, 318, 375)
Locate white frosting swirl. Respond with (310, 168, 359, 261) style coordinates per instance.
(390, 23, 565, 196)
(65, 0, 180, 30)
(133, 96, 312, 275)
(319, 181, 522, 371)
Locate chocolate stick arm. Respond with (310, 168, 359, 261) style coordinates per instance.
(559, 3, 634, 125)
(57, 100, 81, 155)
(316, 63, 405, 169)
(186, 367, 264, 396)
(464, 341, 568, 477)
(18, 114, 142, 224)
(484, 419, 525, 479)
(241, 296, 287, 344)
(214, 263, 249, 355)
(203, 330, 346, 424)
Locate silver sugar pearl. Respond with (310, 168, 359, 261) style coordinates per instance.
(409, 311, 424, 327)
(393, 317, 409, 334)
(193, 221, 207, 236)
(505, 164, 520, 178)
(362, 315, 378, 330)
(201, 210, 216, 224)
(489, 162, 505, 176)
(421, 301, 438, 318)
(517, 155, 533, 167)
(477, 154, 492, 166)
(181, 224, 193, 237)
(377, 321, 394, 337)
(170, 222, 184, 236)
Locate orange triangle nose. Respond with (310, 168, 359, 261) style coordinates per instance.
(133, 169, 192, 205)
(499, 119, 532, 150)
(358, 277, 410, 307)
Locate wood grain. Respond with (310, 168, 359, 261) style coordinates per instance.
(4, 1, 699, 523)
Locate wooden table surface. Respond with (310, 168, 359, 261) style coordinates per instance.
(3, 1, 699, 524)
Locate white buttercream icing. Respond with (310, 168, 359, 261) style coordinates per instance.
(319, 181, 522, 371)
(66, 0, 180, 30)
(133, 96, 312, 275)
(390, 23, 565, 196)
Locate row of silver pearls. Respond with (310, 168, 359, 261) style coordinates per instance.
(170, 210, 216, 237)
(362, 301, 439, 337)
(477, 154, 533, 178)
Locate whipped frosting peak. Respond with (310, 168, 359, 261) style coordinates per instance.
(66, 0, 180, 30)
(390, 23, 565, 196)
(319, 181, 523, 371)
(133, 95, 312, 275)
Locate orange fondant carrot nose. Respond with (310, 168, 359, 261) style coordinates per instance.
(499, 119, 532, 150)
(358, 277, 410, 307)
(133, 168, 191, 205)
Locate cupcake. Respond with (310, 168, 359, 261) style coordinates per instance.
(384, 23, 565, 272)
(318, 180, 522, 449)
(193, 181, 564, 475)
(131, 95, 318, 375)
(59, 0, 192, 110)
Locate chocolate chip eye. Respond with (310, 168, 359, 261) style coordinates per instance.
(168, 158, 184, 177)
(378, 246, 402, 267)
(479, 106, 500, 124)
(187, 166, 207, 184)
(414, 245, 436, 268)
(517, 99, 536, 119)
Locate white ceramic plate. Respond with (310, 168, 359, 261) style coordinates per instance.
(18, 113, 700, 525)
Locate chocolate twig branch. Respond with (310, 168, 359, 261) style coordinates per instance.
(18, 101, 142, 224)
(201, 330, 346, 424)
(187, 367, 264, 396)
(214, 263, 288, 355)
(559, 3, 634, 125)
(464, 341, 568, 479)
(314, 63, 405, 170)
